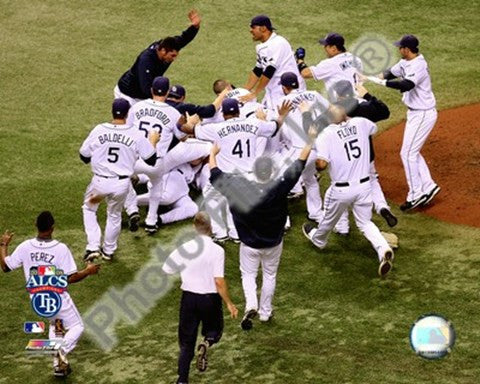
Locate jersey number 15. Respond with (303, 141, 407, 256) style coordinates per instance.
(344, 139, 361, 161)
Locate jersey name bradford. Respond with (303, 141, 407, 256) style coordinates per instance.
(336, 125, 358, 139)
(30, 251, 55, 263)
(134, 108, 172, 125)
(98, 133, 134, 147)
(217, 123, 259, 138)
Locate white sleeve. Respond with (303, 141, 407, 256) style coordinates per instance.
(137, 135, 156, 161)
(315, 132, 330, 162)
(389, 61, 402, 77)
(212, 247, 225, 278)
(257, 119, 278, 138)
(314, 92, 330, 111)
(4, 244, 24, 271)
(368, 120, 378, 136)
(403, 60, 425, 86)
(79, 129, 96, 157)
(61, 245, 78, 276)
(162, 250, 182, 275)
(310, 60, 334, 81)
(194, 124, 218, 142)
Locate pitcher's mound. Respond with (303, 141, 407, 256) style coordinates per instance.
(375, 103, 480, 228)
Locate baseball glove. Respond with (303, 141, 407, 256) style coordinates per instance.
(381, 231, 399, 249)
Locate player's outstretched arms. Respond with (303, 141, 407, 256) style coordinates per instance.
(215, 277, 238, 319)
(0, 230, 14, 272)
(68, 263, 101, 284)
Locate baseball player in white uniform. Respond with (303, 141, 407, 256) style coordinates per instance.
(0, 212, 100, 377)
(134, 162, 201, 225)
(242, 15, 306, 111)
(366, 35, 440, 210)
(124, 76, 186, 234)
(296, 33, 363, 98)
(80, 98, 158, 261)
(276, 72, 330, 221)
(302, 105, 394, 277)
(187, 98, 291, 241)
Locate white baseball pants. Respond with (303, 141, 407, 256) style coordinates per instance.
(401, 108, 438, 201)
(113, 85, 140, 107)
(82, 176, 130, 254)
(49, 293, 84, 356)
(202, 182, 238, 239)
(239, 241, 283, 319)
(311, 183, 391, 261)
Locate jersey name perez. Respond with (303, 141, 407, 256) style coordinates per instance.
(30, 251, 55, 264)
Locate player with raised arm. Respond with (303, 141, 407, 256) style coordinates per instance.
(80, 99, 159, 261)
(0, 212, 100, 377)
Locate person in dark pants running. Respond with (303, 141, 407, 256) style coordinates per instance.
(162, 212, 238, 384)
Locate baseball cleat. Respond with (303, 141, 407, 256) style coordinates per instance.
(229, 237, 241, 244)
(380, 208, 398, 227)
(196, 340, 209, 372)
(287, 191, 304, 200)
(302, 222, 317, 241)
(333, 227, 349, 237)
(241, 309, 258, 331)
(422, 185, 441, 206)
(399, 195, 428, 211)
(145, 224, 158, 235)
(83, 250, 101, 262)
(128, 212, 140, 232)
(101, 250, 114, 261)
(259, 312, 274, 323)
(212, 236, 229, 244)
(378, 249, 394, 277)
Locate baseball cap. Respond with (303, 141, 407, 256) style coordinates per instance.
(222, 98, 240, 115)
(169, 84, 186, 99)
(112, 98, 130, 118)
(152, 76, 170, 95)
(250, 15, 276, 31)
(331, 80, 354, 98)
(319, 32, 345, 48)
(394, 34, 419, 50)
(279, 72, 299, 88)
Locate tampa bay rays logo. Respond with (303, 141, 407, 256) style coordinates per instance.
(26, 266, 68, 317)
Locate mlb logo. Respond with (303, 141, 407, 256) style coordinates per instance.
(38, 266, 56, 276)
(24, 321, 46, 334)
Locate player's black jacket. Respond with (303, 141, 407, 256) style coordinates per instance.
(210, 160, 306, 248)
(117, 25, 199, 100)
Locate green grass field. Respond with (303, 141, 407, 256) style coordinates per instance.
(1, 1, 479, 383)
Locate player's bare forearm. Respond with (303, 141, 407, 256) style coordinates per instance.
(208, 143, 220, 169)
(275, 100, 293, 128)
(215, 277, 238, 318)
(244, 71, 259, 90)
(68, 263, 100, 284)
(252, 75, 270, 96)
(0, 230, 13, 273)
(212, 87, 230, 110)
(300, 65, 313, 79)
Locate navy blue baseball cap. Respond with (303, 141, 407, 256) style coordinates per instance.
(169, 84, 186, 99)
(394, 34, 419, 50)
(279, 72, 299, 88)
(222, 98, 240, 114)
(152, 76, 170, 95)
(332, 80, 354, 98)
(319, 32, 345, 49)
(250, 15, 276, 31)
(112, 98, 130, 117)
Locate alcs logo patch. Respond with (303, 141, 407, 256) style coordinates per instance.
(26, 266, 68, 317)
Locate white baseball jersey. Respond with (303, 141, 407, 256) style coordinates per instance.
(162, 235, 224, 294)
(6, 238, 77, 282)
(310, 52, 363, 92)
(278, 89, 329, 148)
(390, 54, 436, 110)
(127, 99, 184, 157)
(255, 33, 306, 108)
(315, 117, 376, 182)
(202, 88, 261, 125)
(79, 123, 156, 177)
(195, 117, 277, 173)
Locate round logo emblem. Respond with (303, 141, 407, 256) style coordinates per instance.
(31, 291, 62, 318)
(410, 314, 455, 359)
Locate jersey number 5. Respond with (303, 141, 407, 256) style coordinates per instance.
(232, 139, 251, 158)
(108, 147, 120, 163)
(344, 139, 361, 161)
